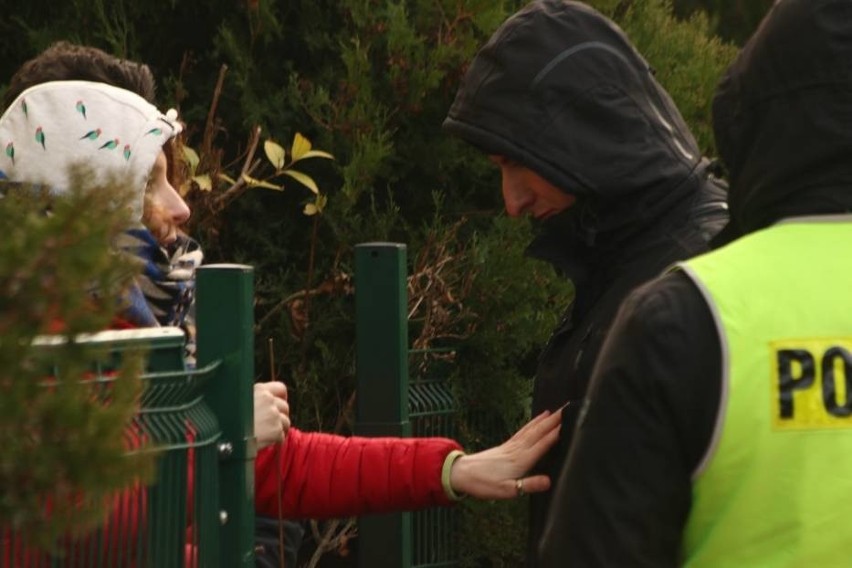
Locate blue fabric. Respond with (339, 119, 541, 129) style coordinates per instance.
(118, 228, 200, 328)
(117, 227, 203, 365)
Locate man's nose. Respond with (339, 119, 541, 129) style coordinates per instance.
(501, 179, 531, 218)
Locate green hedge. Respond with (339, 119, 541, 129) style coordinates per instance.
(1, 1, 749, 564)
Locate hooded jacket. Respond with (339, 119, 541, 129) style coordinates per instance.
(713, 0, 852, 242)
(539, 1, 852, 565)
(443, 1, 727, 560)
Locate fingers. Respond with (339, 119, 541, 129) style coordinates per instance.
(262, 381, 287, 399)
(448, 407, 566, 501)
(525, 413, 562, 457)
(253, 382, 291, 448)
(535, 407, 564, 433)
(282, 414, 291, 438)
(274, 396, 289, 415)
(512, 409, 562, 453)
(515, 474, 551, 495)
(532, 426, 561, 458)
(492, 475, 551, 500)
(281, 404, 291, 437)
(512, 406, 564, 441)
(270, 386, 290, 433)
(491, 410, 563, 495)
(512, 409, 552, 438)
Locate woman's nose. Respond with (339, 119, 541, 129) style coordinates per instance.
(164, 183, 191, 224)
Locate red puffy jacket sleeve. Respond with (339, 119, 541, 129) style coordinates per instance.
(254, 428, 461, 519)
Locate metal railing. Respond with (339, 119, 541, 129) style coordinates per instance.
(2, 265, 256, 568)
(5, 248, 462, 567)
(354, 243, 460, 568)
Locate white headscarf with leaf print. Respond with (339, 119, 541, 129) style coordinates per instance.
(0, 80, 182, 220)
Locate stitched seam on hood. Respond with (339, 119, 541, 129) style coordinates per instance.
(532, 41, 634, 88)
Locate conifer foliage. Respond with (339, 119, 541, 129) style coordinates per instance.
(0, 176, 153, 550)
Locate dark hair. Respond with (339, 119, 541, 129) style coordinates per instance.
(4, 42, 157, 107)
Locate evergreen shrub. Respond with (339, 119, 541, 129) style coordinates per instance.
(0, 176, 153, 551)
(0, 0, 742, 564)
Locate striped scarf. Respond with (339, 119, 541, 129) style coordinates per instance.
(118, 228, 203, 364)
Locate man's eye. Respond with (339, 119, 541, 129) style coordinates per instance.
(489, 155, 515, 167)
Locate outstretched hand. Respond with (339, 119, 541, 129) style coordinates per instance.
(254, 381, 291, 450)
(450, 407, 562, 500)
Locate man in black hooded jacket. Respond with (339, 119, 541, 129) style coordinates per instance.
(442, 1, 728, 562)
(539, 0, 852, 565)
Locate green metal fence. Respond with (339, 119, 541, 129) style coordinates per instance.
(196, 264, 257, 568)
(3, 264, 255, 568)
(6, 246, 460, 567)
(409, 352, 460, 568)
(354, 243, 460, 568)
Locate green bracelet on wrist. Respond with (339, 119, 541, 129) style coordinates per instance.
(441, 450, 467, 501)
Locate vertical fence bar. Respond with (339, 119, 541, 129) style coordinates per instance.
(196, 264, 256, 568)
(354, 243, 412, 568)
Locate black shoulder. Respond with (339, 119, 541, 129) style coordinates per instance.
(600, 270, 721, 471)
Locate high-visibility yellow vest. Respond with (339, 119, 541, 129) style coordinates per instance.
(677, 216, 852, 568)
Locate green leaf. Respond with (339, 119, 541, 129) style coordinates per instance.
(192, 174, 213, 192)
(316, 193, 328, 212)
(242, 174, 283, 191)
(303, 193, 327, 216)
(291, 132, 312, 161)
(282, 169, 319, 194)
(295, 149, 335, 162)
(264, 140, 287, 169)
(182, 146, 200, 174)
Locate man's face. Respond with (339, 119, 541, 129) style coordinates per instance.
(489, 155, 576, 219)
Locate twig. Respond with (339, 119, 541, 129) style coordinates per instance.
(297, 214, 321, 370)
(213, 125, 263, 210)
(257, 287, 323, 329)
(200, 64, 228, 172)
(306, 518, 358, 568)
(332, 391, 357, 435)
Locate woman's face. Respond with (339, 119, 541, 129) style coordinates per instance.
(144, 150, 190, 244)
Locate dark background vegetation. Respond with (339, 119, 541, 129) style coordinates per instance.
(1, 0, 771, 564)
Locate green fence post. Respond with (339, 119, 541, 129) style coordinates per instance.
(196, 264, 256, 568)
(354, 243, 412, 568)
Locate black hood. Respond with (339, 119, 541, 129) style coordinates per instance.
(713, 0, 852, 242)
(443, 0, 707, 251)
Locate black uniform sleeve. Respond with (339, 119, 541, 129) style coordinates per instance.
(537, 271, 721, 567)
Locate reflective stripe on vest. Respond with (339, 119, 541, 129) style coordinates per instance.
(677, 216, 852, 568)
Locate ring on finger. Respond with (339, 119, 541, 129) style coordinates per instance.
(515, 478, 526, 498)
